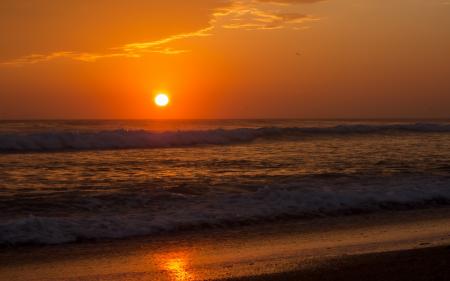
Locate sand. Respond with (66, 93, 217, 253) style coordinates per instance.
(219, 246, 450, 281)
(1, 208, 450, 281)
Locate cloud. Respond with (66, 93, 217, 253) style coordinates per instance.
(2, 0, 319, 66)
(257, 0, 325, 3)
(213, 1, 318, 30)
(1, 27, 213, 66)
(117, 26, 213, 55)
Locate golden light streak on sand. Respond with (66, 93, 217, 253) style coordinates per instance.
(158, 252, 195, 281)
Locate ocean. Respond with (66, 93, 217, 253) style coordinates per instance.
(0, 119, 449, 245)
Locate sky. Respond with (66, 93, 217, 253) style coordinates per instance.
(0, 0, 449, 119)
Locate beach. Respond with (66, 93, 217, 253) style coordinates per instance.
(1, 207, 450, 281)
(221, 246, 450, 281)
(2, 0, 450, 278)
(1, 120, 449, 280)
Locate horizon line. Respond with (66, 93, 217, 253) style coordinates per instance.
(1, 117, 449, 122)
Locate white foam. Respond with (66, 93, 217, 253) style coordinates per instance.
(1, 123, 449, 153)
(1, 177, 449, 245)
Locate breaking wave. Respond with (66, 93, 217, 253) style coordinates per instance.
(1, 176, 450, 245)
(1, 123, 449, 153)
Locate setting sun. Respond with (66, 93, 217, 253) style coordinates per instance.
(154, 93, 170, 107)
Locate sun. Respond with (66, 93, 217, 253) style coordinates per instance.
(154, 93, 170, 107)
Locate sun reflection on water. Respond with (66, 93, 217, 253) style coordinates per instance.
(159, 252, 195, 281)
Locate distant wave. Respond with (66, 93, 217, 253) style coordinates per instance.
(1, 176, 449, 245)
(1, 123, 449, 153)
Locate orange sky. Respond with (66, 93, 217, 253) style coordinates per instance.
(1, 0, 449, 119)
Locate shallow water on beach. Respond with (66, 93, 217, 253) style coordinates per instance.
(0, 119, 449, 245)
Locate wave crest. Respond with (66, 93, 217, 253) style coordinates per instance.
(1, 123, 449, 153)
(1, 177, 449, 245)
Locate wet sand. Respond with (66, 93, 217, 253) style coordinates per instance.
(1, 208, 450, 281)
(219, 245, 450, 281)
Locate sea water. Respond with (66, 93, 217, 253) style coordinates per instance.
(0, 119, 449, 245)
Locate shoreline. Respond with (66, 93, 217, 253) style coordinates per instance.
(218, 245, 450, 281)
(1, 207, 450, 280)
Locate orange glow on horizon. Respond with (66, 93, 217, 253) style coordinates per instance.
(1, 1, 449, 119)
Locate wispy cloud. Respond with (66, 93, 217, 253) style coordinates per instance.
(117, 26, 213, 55)
(214, 1, 318, 30)
(257, 0, 325, 3)
(2, 0, 319, 66)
